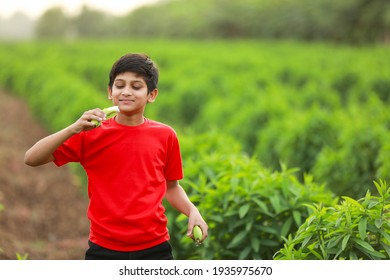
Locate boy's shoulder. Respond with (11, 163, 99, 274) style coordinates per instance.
(145, 118, 177, 138)
(145, 118, 177, 134)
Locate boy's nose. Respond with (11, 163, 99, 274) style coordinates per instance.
(122, 88, 133, 95)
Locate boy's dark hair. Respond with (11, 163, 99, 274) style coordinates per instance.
(108, 53, 159, 93)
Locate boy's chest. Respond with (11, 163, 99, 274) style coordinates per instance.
(83, 131, 167, 169)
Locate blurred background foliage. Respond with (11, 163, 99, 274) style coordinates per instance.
(1, 0, 389, 44)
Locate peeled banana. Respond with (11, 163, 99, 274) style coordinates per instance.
(91, 106, 119, 127)
(193, 225, 203, 244)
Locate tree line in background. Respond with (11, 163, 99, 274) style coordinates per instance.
(32, 0, 390, 44)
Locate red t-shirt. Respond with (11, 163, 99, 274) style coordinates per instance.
(53, 117, 183, 251)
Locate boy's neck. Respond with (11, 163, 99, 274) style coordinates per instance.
(115, 113, 145, 126)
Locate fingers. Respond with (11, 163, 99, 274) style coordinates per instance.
(86, 108, 106, 123)
(199, 223, 209, 242)
(76, 108, 106, 131)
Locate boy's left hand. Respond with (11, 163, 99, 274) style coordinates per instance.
(187, 211, 208, 244)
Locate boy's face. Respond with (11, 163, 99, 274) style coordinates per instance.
(107, 71, 157, 116)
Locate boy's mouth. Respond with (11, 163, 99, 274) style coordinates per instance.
(119, 99, 135, 103)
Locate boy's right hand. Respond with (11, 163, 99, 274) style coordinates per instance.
(72, 108, 105, 133)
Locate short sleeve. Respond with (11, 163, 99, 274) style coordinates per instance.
(164, 131, 184, 181)
(53, 133, 83, 166)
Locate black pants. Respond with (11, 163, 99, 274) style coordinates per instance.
(85, 240, 174, 260)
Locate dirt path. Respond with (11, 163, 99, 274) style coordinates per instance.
(0, 90, 89, 259)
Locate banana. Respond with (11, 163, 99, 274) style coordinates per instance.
(91, 106, 119, 127)
(193, 225, 203, 244)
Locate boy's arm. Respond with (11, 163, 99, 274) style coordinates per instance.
(24, 108, 105, 166)
(165, 180, 208, 242)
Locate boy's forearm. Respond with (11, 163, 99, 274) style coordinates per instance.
(166, 180, 208, 240)
(24, 125, 77, 166)
(24, 107, 106, 167)
(165, 181, 197, 217)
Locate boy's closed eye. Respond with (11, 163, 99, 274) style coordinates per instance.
(114, 81, 145, 90)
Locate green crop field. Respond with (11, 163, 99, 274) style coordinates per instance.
(1, 39, 389, 259)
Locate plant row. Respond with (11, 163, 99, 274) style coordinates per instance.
(0, 40, 389, 259)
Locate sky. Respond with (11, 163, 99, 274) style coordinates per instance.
(0, 0, 161, 19)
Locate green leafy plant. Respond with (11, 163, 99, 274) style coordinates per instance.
(256, 107, 337, 177)
(166, 132, 335, 260)
(313, 109, 388, 198)
(16, 253, 29, 260)
(274, 180, 390, 260)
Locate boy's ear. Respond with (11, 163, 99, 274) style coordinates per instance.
(147, 88, 158, 103)
(107, 86, 113, 100)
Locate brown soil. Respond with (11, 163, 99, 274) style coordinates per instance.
(0, 89, 90, 259)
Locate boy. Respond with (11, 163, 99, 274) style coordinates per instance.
(24, 53, 208, 260)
